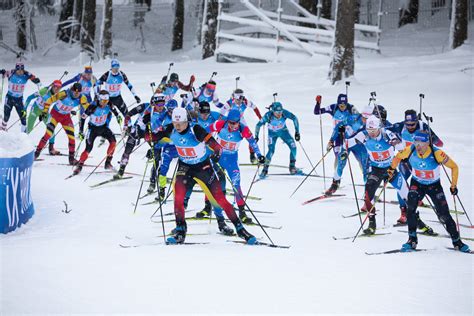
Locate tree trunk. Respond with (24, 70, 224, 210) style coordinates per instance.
(320, 0, 331, 19)
(81, 0, 96, 56)
(399, 0, 419, 27)
(354, 0, 361, 24)
(202, 0, 218, 59)
(328, 0, 355, 85)
(101, 0, 113, 58)
(298, 0, 317, 28)
(16, 0, 27, 51)
(195, 0, 205, 45)
(57, 0, 74, 43)
(172, 0, 184, 51)
(72, 0, 84, 43)
(449, 0, 468, 49)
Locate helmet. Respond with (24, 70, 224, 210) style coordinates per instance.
(15, 62, 25, 70)
(52, 80, 62, 88)
(151, 93, 166, 106)
(337, 93, 348, 105)
(233, 88, 244, 100)
(198, 101, 210, 114)
(413, 130, 430, 143)
(111, 59, 120, 69)
(169, 73, 179, 82)
(373, 105, 387, 121)
(172, 107, 188, 123)
(404, 109, 418, 123)
(366, 115, 381, 129)
(361, 105, 374, 118)
(98, 90, 110, 104)
(84, 66, 93, 74)
(71, 82, 82, 93)
(271, 102, 283, 112)
(166, 99, 178, 110)
(206, 81, 216, 91)
(227, 109, 241, 122)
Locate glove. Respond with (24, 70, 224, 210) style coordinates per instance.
(0, 69, 5, 76)
(21, 109, 27, 118)
(116, 115, 123, 125)
(31, 77, 40, 84)
(255, 136, 259, 143)
(315, 95, 322, 105)
(386, 167, 396, 181)
(71, 110, 77, 116)
(134, 95, 141, 103)
(450, 186, 458, 196)
(78, 132, 85, 141)
(146, 149, 154, 159)
(339, 151, 348, 161)
(210, 151, 221, 163)
(258, 155, 266, 164)
(338, 125, 346, 135)
(389, 138, 401, 146)
(295, 132, 300, 141)
(38, 111, 47, 122)
(189, 75, 195, 84)
(326, 140, 334, 152)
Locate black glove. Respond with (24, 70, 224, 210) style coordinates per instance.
(38, 112, 47, 122)
(255, 136, 259, 143)
(326, 140, 334, 152)
(71, 110, 77, 116)
(146, 149, 154, 159)
(31, 77, 40, 84)
(135, 95, 141, 103)
(210, 151, 221, 164)
(295, 132, 300, 141)
(386, 167, 396, 182)
(339, 151, 348, 161)
(258, 155, 266, 164)
(450, 186, 458, 196)
(338, 125, 346, 135)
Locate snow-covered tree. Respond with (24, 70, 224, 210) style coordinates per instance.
(81, 0, 96, 57)
(449, 0, 468, 49)
(172, 0, 184, 51)
(57, 0, 74, 43)
(100, 0, 113, 58)
(15, 0, 27, 51)
(202, 0, 218, 59)
(328, 0, 354, 84)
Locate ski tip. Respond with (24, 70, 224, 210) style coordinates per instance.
(247, 237, 258, 245)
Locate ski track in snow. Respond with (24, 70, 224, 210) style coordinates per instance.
(1, 27, 473, 314)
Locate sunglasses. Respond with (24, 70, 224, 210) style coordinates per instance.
(228, 120, 239, 125)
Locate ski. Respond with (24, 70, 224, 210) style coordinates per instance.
(396, 230, 474, 241)
(191, 188, 262, 201)
(303, 193, 346, 206)
(365, 248, 431, 256)
(64, 173, 78, 180)
(459, 223, 474, 229)
(90, 176, 133, 188)
(376, 199, 460, 214)
(239, 163, 289, 169)
(151, 216, 282, 230)
(227, 240, 290, 249)
(332, 232, 391, 240)
(445, 247, 474, 254)
(120, 241, 209, 248)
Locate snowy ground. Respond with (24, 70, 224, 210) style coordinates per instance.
(1, 25, 473, 314)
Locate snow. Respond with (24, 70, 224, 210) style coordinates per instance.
(0, 131, 34, 158)
(0, 23, 473, 315)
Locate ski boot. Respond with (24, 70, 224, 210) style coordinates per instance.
(238, 206, 253, 224)
(147, 181, 156, 194)
(73, 162, 83, 175)
(167, 223, 187, 244)
(417, 218, 437, 236)
(401, 232, 418, 252)
(104, 156, 113, 170)
(289, 160, 298, 175)
(217, 217, 234, 236)
(250, 152, 257, 164)
(452, 238, 471, 253)
(396, 207, 407, 225)
(324, 179, 340, 196)
(34, 149, 41, 160)
(68, 152, 78, 166)
(113, 165, 125, 180)
(196, 200, 212, 218)
(48, 143, 61, 156)
(235, 223, 257, 245)
(259, 165, 269, 179)
(363, 214, 376, 235)
(159, 187, 166, 200)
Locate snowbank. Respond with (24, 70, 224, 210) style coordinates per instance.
(0, 131, 34, 158)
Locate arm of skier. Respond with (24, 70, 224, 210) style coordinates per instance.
(62, 74, 81, 87)
(434, 150, 458, 188)
(242, 125, 262, 156)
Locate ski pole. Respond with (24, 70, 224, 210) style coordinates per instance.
(132, 161, 150, 214)
(453, 195, 460, 234)
(235, 76, 240, 90)
(383, 182, 386, 226)
(316, 95, 327, 190)
(215, 162, 275, 246)
(345, 139, 363, 226)
(166, 62, 174, 81)
(272, 92, 277, 102)
(345, 81, 350, 96)
(441, 164, 472, 226)
(83, 136, 126, 182)
(418, 93, 424, 120)
(244, 163, 260, 203)
(352, 180, 389, 242)
(6, 118, 20, 131)
(290, 148, 332, 197)
(298, 140, 315, 169)
(209, 71, 217, 82)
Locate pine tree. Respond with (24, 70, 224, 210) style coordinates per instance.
(100, 0, 113, 58)
(172, 0, 184, 51)
(328, 0, 354, 84)
(449, 0, 468, 49)
(57, 0, 74, 43)
(202, 0, 218, 59)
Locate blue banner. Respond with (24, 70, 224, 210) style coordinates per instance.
(0, 151, 35, 234)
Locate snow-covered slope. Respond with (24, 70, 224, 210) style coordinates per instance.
(1, 26, 473, 314)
